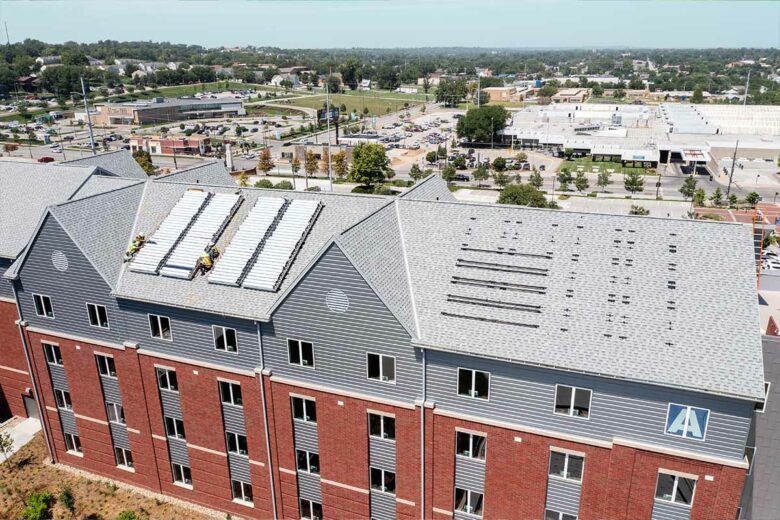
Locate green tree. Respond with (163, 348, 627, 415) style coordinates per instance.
(592, 84, 605, 97)
(274, 180, 294, 190)
(340, 58, 362, 90)
(332, 151, 348, 179)
(348, 142, 394, 187)
(629, 205, 649, 216)
(435, 79, 468, 107)
(492, 157, 507, 172)
(304, 149, 318, 189)
(710, 186, 723, 206)
(574, 171, 589, 192)
(254, 179, 274, 188)
(59, 487, 75, 515)
(563, 148, 574, 160)
(409, 163, 424, 182)
(452, 156, 467, 170)
(437, 145, 447, 160)
(441, 164, 457, 184)
(291, 156, 301, 178)
(425, 150, 438, 164)
(326, 75, 341, 94)
(498, 183, 553, 208)
(597, 171, 612, 192)
(473, 165, 490, 187)
(728, 194, 738, 207)
(679, 176, 697, 200)
(515, 152, 528, 163)
(693, 187, 707, 207)
(456, 105, 509, 143)
(746, 192, 760, 207)
(613, 89, 626, 99)
(557, 168, 573, 191)
(257, 147, 274, 174)
(132, 150, 155, 175)
(115, 511, 139, 520)
(493, 170, 510, 189)
(691, 87, 704, 104)
(537, 84, 559, 97)
(528, 169, 544, 189)
(624, 171, 645, 194)
(22, 492, 53, 520)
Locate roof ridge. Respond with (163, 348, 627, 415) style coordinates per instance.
(394, 199, 421, 339)
(60, 149, 125, 163)
(56, 179, 146, 208)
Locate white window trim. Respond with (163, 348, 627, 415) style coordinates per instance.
(156, 368, 179, 393)
(85, 302, 110, 330)
(370, 467, 396, 495)
(213, 325, 239, 354)
(368, 413, 396, 442)
(756, 382, 770, 413)
(64, 433, 82, 454)
(33, 293, 54, 319)
(456, 367, 490, 401)
(96, 354, 117, 379)
(300, 498, 322, 520)
(106, 402, 125, 424)
(55, 389, 72, 410)
(148, 313, 173, 342)
(454, 487, 484, 517)
(549, 450, 584, 483)
(165, 416, 186, 439)
(544, 510, 578, 520)
(296, 449, 320, 474)
(456, 431, 486, 461)
(43, 342, 63, 366)
(366, 352, 396, 384)
(664, 403, 710, 442)
(553, 384, 592, 420)
(287, 338, 315, 369)
(226, 431, 249, 457)
(220, 381, 243, 407)
(115, 446, 133, 469)
(655, 471, 697, 507)
(231, 479, 253, 504)
(291, 396, 316, 423)
(172, 462, 192, 486)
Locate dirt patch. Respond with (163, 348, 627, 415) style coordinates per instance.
(0, 433, 215, 520)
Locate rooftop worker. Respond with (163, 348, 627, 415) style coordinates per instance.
(197, 242, 221, 274)
(123, 233, 146, 262)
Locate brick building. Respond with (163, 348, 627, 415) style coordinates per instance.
(0, 172, 768, 520)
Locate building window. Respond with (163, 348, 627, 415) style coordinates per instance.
(456, 431, 487, 460)
(665, 404, 709, 441)
(367, 353, 395, 383)
(156, 368, 178, 392)
(219, 381, 243, 406)
(165, 417, 186, 440)
(213, 326, 238, 353)
(106, 403, 125, 424)
(549, 451, 584, 482)
(33, 294, 54, 318)
(554, 385, 592, 419)
(172, 463, 192, 486)
(454, 488, 484, 517)
(54, 389, 72, 410)
(115, 447, 133, 468)
(370, 467, 396, 494)
(226, 431, 248, 456)
(655, 472, 696, 506)
(755, 382, 770, 413)
(368, 413, 395, 440)
(457, 368, 490, 400)
(291, 396, 316, 423)
(231, 480, 253, 504)
(86, 303, 109, 329)
(64, 433, 82, 454)
(545, 510, 578, 520)
(148, 314, 172, 341)
(96, 354, 117, 378)
(300, 499, 323, 520)
(287, 339, 314, 367)
(296, 449, 320, 474)
(745, 446, 756, 476)
(43, 343, 63, 365)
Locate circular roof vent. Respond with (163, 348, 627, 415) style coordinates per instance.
(51, 250, 68, 272)
(325, 288, 349, 314)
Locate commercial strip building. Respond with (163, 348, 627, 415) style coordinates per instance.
(129, 135, 211, 156)
(93, 97, 246, 126)
(0, 167, 768, 519)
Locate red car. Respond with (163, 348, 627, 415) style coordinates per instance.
(37, 156, 55, 163)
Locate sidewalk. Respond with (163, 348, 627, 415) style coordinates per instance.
(0, 417, 41, 463)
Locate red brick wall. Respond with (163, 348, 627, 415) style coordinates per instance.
(0, 301, 31, 418)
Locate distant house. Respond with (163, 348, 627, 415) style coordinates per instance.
(270, 74, 300, 87)
(358, 79, 372, 91)
(35, 55, 61, 66)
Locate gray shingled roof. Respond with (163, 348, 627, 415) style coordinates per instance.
(62, 149, 148, 179)
(399, 174, 456, 202)
(71, 176, 145, 200)
(154, 161, 235, 186)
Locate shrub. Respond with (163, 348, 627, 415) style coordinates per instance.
(351, 185, 374, 194)
(305, 186, 322, 192)
(253, 179, 274, 189)
(59, 487, 75, 513)
(22, 492, 53, 520)
(115, 511, 139, 520)
(274, 181, 294, 190)
(587, 191, 598, 198)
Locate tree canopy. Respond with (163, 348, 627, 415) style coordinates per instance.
(456, 105, 509, 143)
(348, 143, 394, 187)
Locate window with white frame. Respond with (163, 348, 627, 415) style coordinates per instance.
(370, 467, 396, 494)
(368, 413, 395, 440)
(33, 294, 54, 318)
(96, 354, 117, 378)
(148, 314, 172, 341)
(291, 396, 316, 423)
(296, 449, 320, 474)
(745, 446, 756, 476)
(106, 402, 125, 424)
(219, 381, 243, 406)
(86, 303, 109, 329)
(454, 487, 484, 517)
(165, 416, 186, 440)
(231, 479, 253, 503)
(43, 343, 62, 365)
(548, 451, 584, 482)
(755, 382, 770, 413)
(300, 499, 322, 520)
(457, 368, 490, 400)
(156, 368, 178, 392)
(545, 510, 577, 520)
(114, 447, 133, 468)
(367, 353, 395, 383)
(456, 431, 487, 460)
(213, 325, 238, 353)
(54, 389, 72, 410)
(665, 404, 709, 441)
(64, 433, 82, 453)
(655, 472, 696, 506)
(226, 431, 248, 456)
(172, 463, 192, 485)
(554, 385, 592, 419)
(287, 339, 314, 367)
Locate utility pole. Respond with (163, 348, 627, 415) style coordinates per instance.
(326, 69, 333, 192)
(80, 76, 96, 156)
(726, 139, 739, 198)
(743, 70, 751, 107)
(4, 22, 9, 46)
(477, 76, 481, 108)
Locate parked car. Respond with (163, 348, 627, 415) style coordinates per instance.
(37, 156, 55, 163)
(453, 174, 470, 182)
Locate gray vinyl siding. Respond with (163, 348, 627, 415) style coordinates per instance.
(228, 452, 251, 482)
(0, 258, 13, 300)
(100, 376, 122, 404)
(545, 477, 581, 517)
(15, 215, 125, 343)
(109, 422, 131, 450)
(297, 471, 322, 503)
(369, 490, 397, 520)
(651, 501, 692, 520)
(263, 245, 420, 404)
(293, 420, 318, 452)
(159, 389, 182, 419)
(48, 363, 69, 391)
(426, 350, 752, 462)
(168, 437, 190, 466)
(368, 437, 396, 472)
(59, 408, 78, 435)
(222, 403, 246, 434)
(454, 456, 485, 493)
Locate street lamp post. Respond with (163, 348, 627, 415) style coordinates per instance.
(490, 117, 494, 150)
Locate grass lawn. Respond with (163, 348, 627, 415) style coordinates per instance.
(246, 104, 308, 117)
(271, 94, 420, 117)
(0, 433, 213, 520)
(327, 88, 432, 102)
(559, 158, 652, 175)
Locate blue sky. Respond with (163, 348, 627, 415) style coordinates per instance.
(0, 0, 778, 49)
